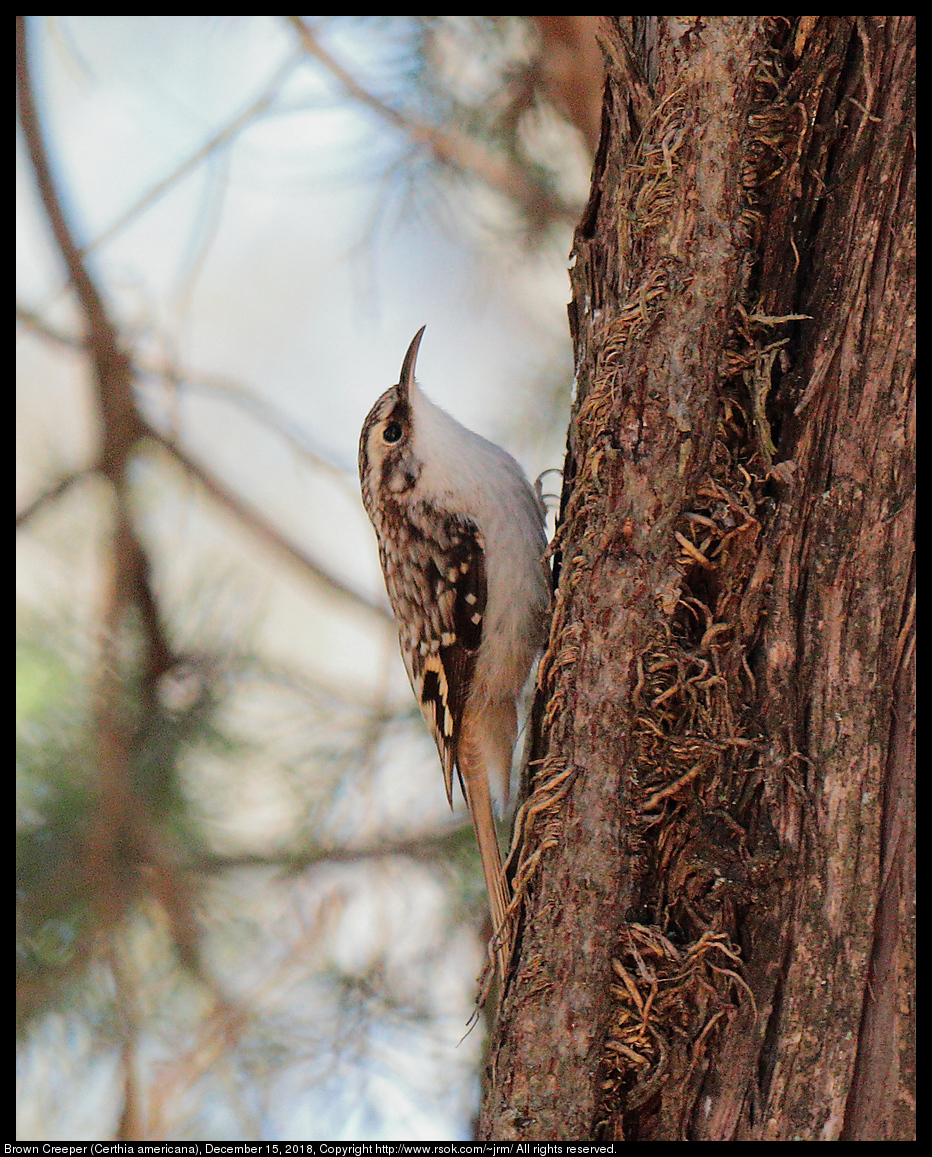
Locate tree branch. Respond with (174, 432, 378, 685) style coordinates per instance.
(285, 16, 566, 221)
(17, 301, 355, 491)
(16, 469, 93, 528)
(16, 301, 83, 350)
(17, 17, 142, 480)
(191, 823, 475, 875)
(16, 309, 385, 621)
(143, 421, 394, 625)
(19, 18, 184, 997)
(82, 49, 303, 257)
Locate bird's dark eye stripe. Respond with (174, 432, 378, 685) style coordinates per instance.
(383, 421, 403, 443)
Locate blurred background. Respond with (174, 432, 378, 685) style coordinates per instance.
(16, 16, 601, 1141)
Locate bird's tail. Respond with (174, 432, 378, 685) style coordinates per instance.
(459, 699, 516, 980)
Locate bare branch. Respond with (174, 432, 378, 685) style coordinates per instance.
(18, 21, 186, 992)
(16, 301, 83, 350)
(16, 469, 93, 528)
(17, 20, 141, 483)
(191, 824, 474, 875)
(143, 421, 394, 626)
(16, 298, 382, 621)
(285, 15, 566, 221)
(82, 49, 303, 257)
(151, 364, 356, 493)
(18, 16, 172, 682)
(17, 302, 354, 490)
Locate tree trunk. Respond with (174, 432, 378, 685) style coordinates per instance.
(481, 16, 913, 1142)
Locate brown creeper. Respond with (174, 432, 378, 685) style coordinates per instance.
(358, 327, 550, 977)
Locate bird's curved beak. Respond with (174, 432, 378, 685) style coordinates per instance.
(398, 325, 426, 401)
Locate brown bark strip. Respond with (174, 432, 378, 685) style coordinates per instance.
(742, 18, 915, 1140)
(482, 18, 772, 1142)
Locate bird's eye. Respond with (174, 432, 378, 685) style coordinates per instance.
(383, 421, 403, 444)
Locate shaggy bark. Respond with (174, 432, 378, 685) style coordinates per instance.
(481, 16, 913, 1142)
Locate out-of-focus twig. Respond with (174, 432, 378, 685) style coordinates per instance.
(17, 14, 163, 678)
(18, 29, 181, 1119)
(153, 364, 357, 492)
(16, 301, 83, 349)
(16, 301, 386, 618)
(16, 468, 93, 528)
(107, 938, 142, 1143)
(17, 18, 142, 484)
(192, 822, 475, 875)
(17, 300, 356, 492)
(143, 421, 394, 625)
(82, 49, 303, 257)
(285, 15, 566, 221)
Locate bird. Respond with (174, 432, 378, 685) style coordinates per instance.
(358, 326, 550, 978)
